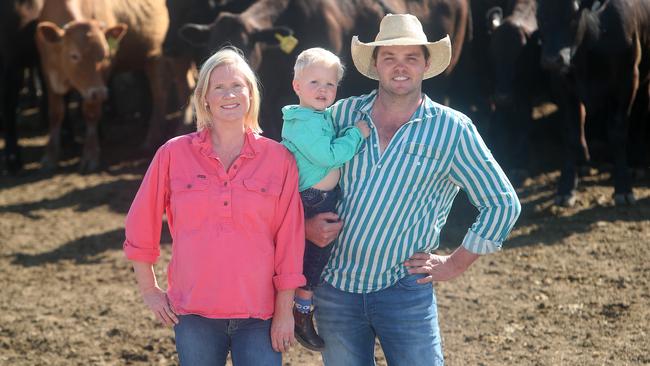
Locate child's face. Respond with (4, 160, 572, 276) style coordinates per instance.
(292, 63, 338, 111)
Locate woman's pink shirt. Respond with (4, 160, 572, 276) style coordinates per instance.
(124, 129, 306, 319)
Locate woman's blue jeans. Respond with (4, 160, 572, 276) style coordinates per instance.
(174, 315, 280, 366)
(314, 274, 444, 366)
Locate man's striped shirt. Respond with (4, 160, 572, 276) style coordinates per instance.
(322, 90, 521, 293)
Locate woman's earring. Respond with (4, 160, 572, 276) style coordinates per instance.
(204, 103, 210, 110)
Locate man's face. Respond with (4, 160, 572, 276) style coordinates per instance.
(374, 45, 429, 97)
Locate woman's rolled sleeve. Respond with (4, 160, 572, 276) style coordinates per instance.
(123, 144, 170, 264)
(271, 154, 306, 291)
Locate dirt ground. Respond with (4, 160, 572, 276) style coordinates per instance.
(1, 109, 649, 366)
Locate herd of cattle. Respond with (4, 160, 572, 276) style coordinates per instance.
(1, 0, 649, 206)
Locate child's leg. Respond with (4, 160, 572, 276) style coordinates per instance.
(296, 288, 313, 301)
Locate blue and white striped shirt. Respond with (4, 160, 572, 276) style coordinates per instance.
(322, 90, 521, 293)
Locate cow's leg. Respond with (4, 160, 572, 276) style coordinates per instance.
(143, 55, 168, 150)
(2, 60, 24, 174)
(627, 81, 649, 179)
(509, 100, 533, 186)
(170, 56, 196, 135)
(41, 89, 66, 170)
(609, 107, 634, 205)
(554, 86, 584, 207)
(611, 51, 641, 205)
(78, 99, 102, 173)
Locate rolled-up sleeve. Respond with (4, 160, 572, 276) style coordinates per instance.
(449, 118, 521, 254)
(123, 144, 170, 263)
(271, 153, 307, 290)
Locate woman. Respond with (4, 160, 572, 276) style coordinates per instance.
(124, 47, 306, 365)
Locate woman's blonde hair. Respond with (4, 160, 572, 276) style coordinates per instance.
(192, 47, 262, 133)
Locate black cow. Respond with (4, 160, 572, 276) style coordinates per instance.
(164, 0, 259, 133)
(485, 0, 544, 184)
(537, 0, 650, 204)
(177, 0, 473, 141)
(1, 0, 44, 175)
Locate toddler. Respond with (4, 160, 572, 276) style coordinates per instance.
(281, 47, 370, 351)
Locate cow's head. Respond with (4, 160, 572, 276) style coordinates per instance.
(537, 0, 604, 74)
(489, 21, 528, 106)
(36, 20, 127, 102)
(178, 12, 294, 69)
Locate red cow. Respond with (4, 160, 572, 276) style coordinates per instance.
(36, 0, 169, 172)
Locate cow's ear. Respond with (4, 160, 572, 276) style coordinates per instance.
(105, 23, 128, 43)
(250, 26, 298, 54)
(36, 21, 64, 44)
(250, 26, 293, 44)
(178, 23, 211, 47)
(486, 7, 503, 33)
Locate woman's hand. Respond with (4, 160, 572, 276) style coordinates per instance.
(140, 286, 178, 326)
(271, 289, 296, 353)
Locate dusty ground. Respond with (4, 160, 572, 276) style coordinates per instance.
(1, 109, 649, 366)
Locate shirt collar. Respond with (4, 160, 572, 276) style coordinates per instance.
(354, 89, 440, 123)
(191, 128, 261, 159)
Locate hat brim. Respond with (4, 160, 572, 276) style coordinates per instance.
(351, 35, 451, 80)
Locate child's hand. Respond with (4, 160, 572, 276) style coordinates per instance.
(356, 120, 371, 138)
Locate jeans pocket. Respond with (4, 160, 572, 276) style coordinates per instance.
(301, 189, 326, 207)
(396, 273, 433, 291)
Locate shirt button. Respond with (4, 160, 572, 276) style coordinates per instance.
(224, 201, 229, 206)
(373, 144, 378, 148)
(232, 164, 238, 169)
(186, 184, 192, 189)
(261, 188, 266, 193)
(377, 164, 382, 168)
(224, 181, 228, 187)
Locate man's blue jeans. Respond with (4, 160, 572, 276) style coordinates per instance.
(174, 315, 280, 366)
(314, 274, 444, 366)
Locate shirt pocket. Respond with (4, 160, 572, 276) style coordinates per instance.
(238, 178, 283, 233)
(170, 177, 211, 232)
(242, 178, 282, 196)
(401, 142, 444, 187)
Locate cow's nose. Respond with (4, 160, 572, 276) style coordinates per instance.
(541, 49, 571, 73)
(86, 87, 109, 102)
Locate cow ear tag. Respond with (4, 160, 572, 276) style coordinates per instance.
(274, 33, 298, 54)
(107, 37, 119, 54)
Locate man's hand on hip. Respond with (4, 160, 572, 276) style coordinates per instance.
(404, 246, 480, 283)
(305, 212, 343, 247)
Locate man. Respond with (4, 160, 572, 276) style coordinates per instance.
(305, 14, 521, 365)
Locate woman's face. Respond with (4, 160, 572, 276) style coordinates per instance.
(205, 63, 251, 126)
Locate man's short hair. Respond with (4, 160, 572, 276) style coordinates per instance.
(371, 45, 431, 62)
(294, 47, 345, 83)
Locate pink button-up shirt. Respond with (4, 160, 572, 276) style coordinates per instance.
(124, 129, 306, 319)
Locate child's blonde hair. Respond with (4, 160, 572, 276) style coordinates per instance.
(293, 47, 345, 83)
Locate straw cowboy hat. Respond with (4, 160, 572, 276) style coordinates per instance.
(351, 13, 451, 80)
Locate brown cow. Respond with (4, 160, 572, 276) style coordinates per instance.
(36, 0, 169, 172)
(177, 0, 472, 140)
